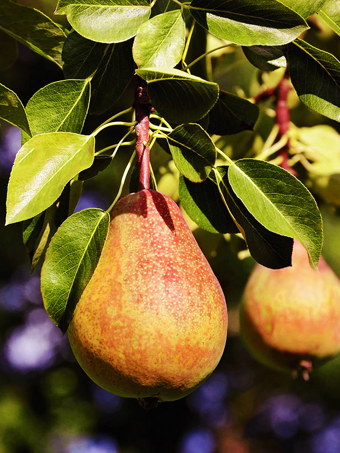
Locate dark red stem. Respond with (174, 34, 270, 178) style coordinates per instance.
(134, 77, 153, 190)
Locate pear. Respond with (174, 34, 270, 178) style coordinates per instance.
(67, 189, 228, 402)
(239, 241, 340, 378)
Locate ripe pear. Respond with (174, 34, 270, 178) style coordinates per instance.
(239, 241, 340, 378)
(67, 189, 228, 402)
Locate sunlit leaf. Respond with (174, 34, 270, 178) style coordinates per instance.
(133, 10, 186, 68)
(6, 132, 95, 225)
(279, 0, 325, 18)
(190, 0, 308, 46)
(285, 39, 340, 122)
(55, 0, 151, 43)
(318, 0, 340, 36)
(228, 159, 323, 269)
(26, 79, 91, 136)
(0, 83, 31, 135)
(41, 208, 110, 332)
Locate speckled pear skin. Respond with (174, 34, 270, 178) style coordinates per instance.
(240, 241, 340, 373)
(68, 189, 228, 401)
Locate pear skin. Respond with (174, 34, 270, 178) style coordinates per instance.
(68, 189, 228, 401)
(240, 241, 340, 376)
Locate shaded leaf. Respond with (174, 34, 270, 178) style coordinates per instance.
(285, 39, 340, 122)
(136, 67, 219, 123)
(218, 168, 294, 269)
(190, 0, 308, 46)
(26, 79, 91, 136)
(0, 0, 67, 68)
(90, 40, 135, 115)
(6, 132, 95, 225)
(318, 0, 340, 36)
(41, 208, 110, 332)
(179, 174, 238, 234)
(228, 159, 323, 269)
(63, 30, 107, 79)
(242, 45, 286, 71)
(55, 0, 151, 43)
(207, 90, 259, 135)
(133, 10, 186, 68)
(0, 30, 18, 72)
(0, 83, 31, 135)
(79, 156, 112, 180)
(167, 123, 216, 182)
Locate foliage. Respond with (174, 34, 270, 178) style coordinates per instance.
(1, 0, 339, 335)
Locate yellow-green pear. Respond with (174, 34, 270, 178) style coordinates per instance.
(67, 189, 228, 402)
(240, 241, 340, 378)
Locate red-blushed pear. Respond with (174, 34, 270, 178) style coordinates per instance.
(239, 241, 340, 379)
(67, 189, 228, 404)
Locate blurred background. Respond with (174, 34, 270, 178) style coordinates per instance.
(1, 1, 340, 452)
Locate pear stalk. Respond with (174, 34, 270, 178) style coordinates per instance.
(135, 77, 153, 190)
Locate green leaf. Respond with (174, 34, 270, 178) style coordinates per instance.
(55, 0, 151, 43)
(228, 159, 323, 269)
(136, 67, 219, 123)
(63, 32, 135, 114)
(0, 30, 18, 72)
(285, 39, 340, 122)
(133, 10, 186, 68)
(190, 0, 308, 46)
(167, 123, 216, 182)
(318, 0, 340, 36)
(41, 208, 110, 332)
(0, 0, 67, 68)
(90, 40, 135, 115)
(279, 0, 325, 18)
(0, 83, 31, 135)
(179, 174, 238, 234)
(6, 132, 95, 225)
(242, 45, 286, 71)
(63, 31, 107, 79)
(26, 79, 91, 136)
(219, 168, 294, 269)
(206, 90, 259, 135)
(23, 205, 57, 273)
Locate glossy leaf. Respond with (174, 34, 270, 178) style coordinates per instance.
(167, 123, 216, 182)
(0, 83, 31, 135)
(26, 79, 91, 136)
(179, 174, 238, 234)
(242, 45, 286, 71)
(286, 39, 340, 123)
(318, 0, 340, 36)
(219, 168, 294, 269)
(0, 0, 67, 68)
(136, 67, 219, 123)
(228, 159, 323, 269)
(207, 90, 259, 135)
(0, 30, 18, 71)
(55, 0, 151, 43)
(6, 133, 95, 225)
(41, 208, 110, 332)
(190, 0, 308, 46)
(279, 0, 325, 18)
(133, 10, 185, 68)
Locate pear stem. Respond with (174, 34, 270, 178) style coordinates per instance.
(134, 77, 153, 191)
